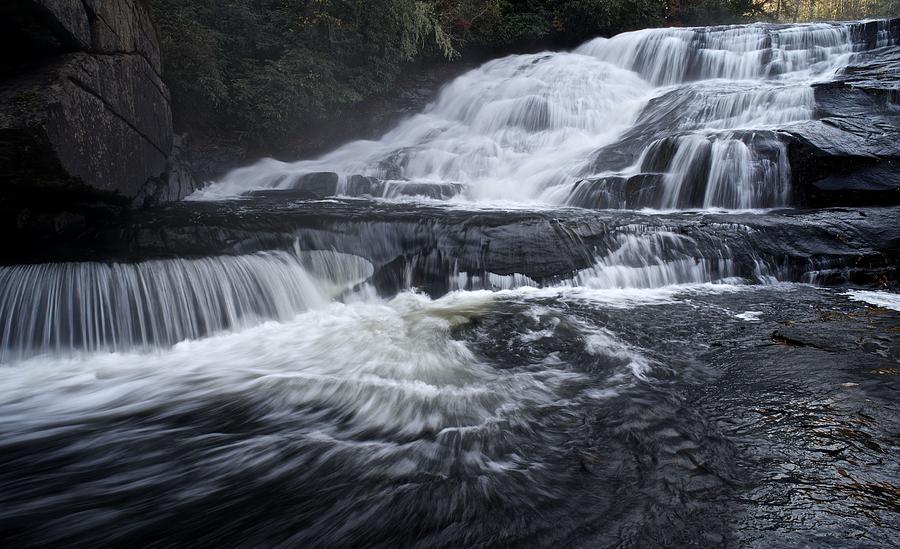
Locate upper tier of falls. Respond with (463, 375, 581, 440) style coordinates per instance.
(193, 19, 899, 209)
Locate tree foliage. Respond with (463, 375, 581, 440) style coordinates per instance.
(149, 0, 472, 133)
(769, 0, 899, 20)
(148, 0, 672, 134)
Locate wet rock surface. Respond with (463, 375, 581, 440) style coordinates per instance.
(518, 286, 900, 547)
(688, 292, 900, 547)
(786, 47, 900, 206)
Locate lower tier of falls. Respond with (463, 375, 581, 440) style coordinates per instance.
(0, 248, 373, 362)
(0, 201, 897, 547)
(2, 200, 897, 362)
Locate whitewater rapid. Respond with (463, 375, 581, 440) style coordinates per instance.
(190, 21, 892, 209)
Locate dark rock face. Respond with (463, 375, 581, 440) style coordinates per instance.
(0, 0, 194, 257)
(29, 197, 899, 295)
(785, 47, 900, 206)
(1, 52, 172, 196)
(292, 172, 339, 197)
(346, 174, 383, 197)
(135, 134, 198, 206)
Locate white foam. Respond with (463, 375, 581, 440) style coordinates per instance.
(736, 310, 763, 321)
(844, 290, 900, 312)
(0, 248, 374, 362)
(0, 291, 648, 459)
(189, 21, 873, 210)
(189, 52, 650, 202)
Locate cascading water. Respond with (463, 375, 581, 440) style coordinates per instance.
(191, 20, 894, 210)
(578, 23, 859, 84)
(449, 222, 796, 293)
(194, 53, 653, 202)
(0, 248, 373, 361)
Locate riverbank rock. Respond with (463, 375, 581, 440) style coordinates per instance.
(0, 0, 194, 258)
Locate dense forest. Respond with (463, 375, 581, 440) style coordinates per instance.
(147, 0, 900, 142)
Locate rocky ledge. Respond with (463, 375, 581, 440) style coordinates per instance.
(786, 46, 900, 206)
(19, 197, 899, 296)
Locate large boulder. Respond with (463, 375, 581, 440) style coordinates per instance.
(0, 52, 172, 196)
(0, 0, 194, 258)
(292, 172, 339, 197)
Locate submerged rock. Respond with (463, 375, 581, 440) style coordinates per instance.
(568, 175, 668, 209)
(381, 181, 466, 200)
(568, 177, 628, 209)
(346, 174, 383, 197)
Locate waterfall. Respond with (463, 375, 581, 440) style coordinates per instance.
(2, 18, 898, 546)
(190, 20, 895, 210)
(450, 225, 791, 292)
(572, 232, 740, 289)
(0, 248, 373, 362)
(577, 23, 858, 84)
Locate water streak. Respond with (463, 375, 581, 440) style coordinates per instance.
(0, 249, 373, 362)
